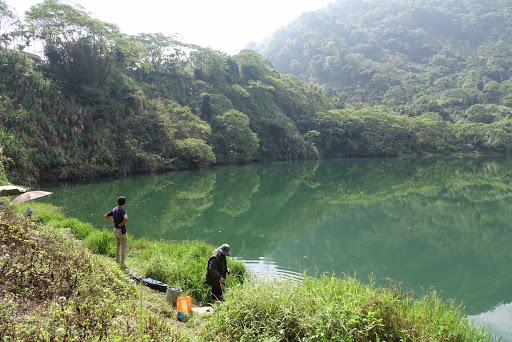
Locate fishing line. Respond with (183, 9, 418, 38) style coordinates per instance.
(42, 182, 93, 196)
(62, 200, 99, 212)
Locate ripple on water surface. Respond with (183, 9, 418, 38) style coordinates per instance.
(240, 257, 304, 283)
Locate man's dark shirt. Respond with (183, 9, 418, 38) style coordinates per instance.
(106, 206, 127, 228)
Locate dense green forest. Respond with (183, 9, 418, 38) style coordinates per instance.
(259, 0, 512, 121)
(1, 0, 512, 183)
(0, 0, 330, 182)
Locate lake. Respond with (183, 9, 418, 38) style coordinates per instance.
(42, 156, 512, 340)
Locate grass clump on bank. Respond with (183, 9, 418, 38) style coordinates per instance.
(199, 276, 494, 341)
(129, 238, 247, 304)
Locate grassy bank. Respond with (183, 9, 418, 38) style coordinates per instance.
(14, 202, 246, 306)
(1, 202, 495, 341)
(201, 278, 494, 341)
(1, 204, 183, 341)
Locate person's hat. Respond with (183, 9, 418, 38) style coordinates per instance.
(26, 207, 35, 213)
(218, 244, 231, 256)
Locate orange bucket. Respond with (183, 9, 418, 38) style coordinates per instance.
(176, 296, 192, 315)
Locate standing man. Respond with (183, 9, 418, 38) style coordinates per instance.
(205, 243, 231, 304)
(104, 196, 128, 265)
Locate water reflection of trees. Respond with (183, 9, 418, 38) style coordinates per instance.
(213, 165, 261, 217)
(155, 171, 216, 234)
(265, 156, 512, 314)
(48, 156, 512, 251)
(167, 156, 512, 261)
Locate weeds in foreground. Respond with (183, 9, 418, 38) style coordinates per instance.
(0, 207, 184, 341)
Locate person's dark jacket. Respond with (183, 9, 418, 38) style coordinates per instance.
(205, 249, 227, 287)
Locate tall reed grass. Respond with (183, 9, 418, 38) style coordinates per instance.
(199, 276, 495, 341)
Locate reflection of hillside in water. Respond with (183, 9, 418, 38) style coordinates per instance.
(266, 157, 512, 315)
(44, 157, 512, 255)
(45, 157, 512, 261)
(198, 161, 320, 257)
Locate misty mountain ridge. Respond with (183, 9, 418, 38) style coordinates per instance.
(257, 0, 512, 122)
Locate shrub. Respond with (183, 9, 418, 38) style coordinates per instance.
(84, 229, 115, 257)
(174, 138, 216, 169)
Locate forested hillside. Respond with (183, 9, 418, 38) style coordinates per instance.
(259, 0, 512, 120)
(1, 0, 512, 183)
(0, 0, 330, 183)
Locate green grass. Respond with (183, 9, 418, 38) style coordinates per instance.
(85, 228, 116, 256)
(199, 276, 495, 341)
(1, 202, 496, 341)
(128, 238, 246, 304)
(0, 206, 183, 341)
(7, 201, 246, 306)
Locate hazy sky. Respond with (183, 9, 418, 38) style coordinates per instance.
(9, 0, 334, 55)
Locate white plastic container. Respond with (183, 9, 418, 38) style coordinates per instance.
(165, 286, 182, 304)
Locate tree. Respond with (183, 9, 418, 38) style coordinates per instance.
(167, 101, 211, 141)
(0, 0, 19, 49)
(26, 0, 120, 46)
(189, 47, 229, 88)
(25, 0, 120, 99)
(174, 138, 215, 169)
(200, 93, 213, 122)
(211, 110, 259, 164)
(406, 95, 449, 121)
(465, 104, 512, 124)
(128, 33, 193, 103)
(440, 88, 486, 113)
(234, 50, 277, 83)
(323, 56, 344, 81)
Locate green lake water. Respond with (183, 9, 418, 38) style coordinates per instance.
(41, 156, 512, 339)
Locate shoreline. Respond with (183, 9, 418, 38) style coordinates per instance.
(0, 201, 495, 341)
